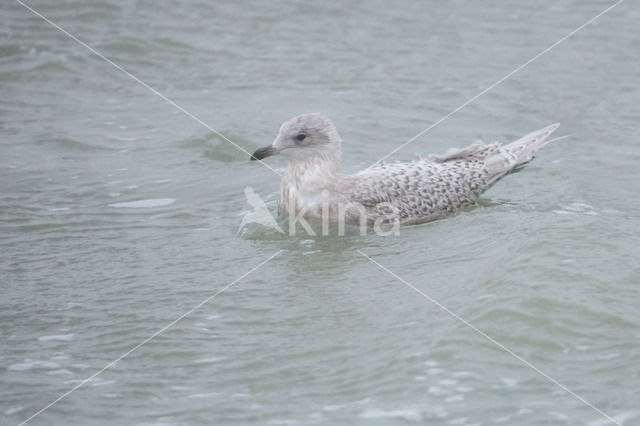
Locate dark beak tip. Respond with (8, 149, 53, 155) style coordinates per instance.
(250, 146, 275, 162)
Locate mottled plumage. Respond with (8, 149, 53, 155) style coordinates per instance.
(251, 113, 559, 225)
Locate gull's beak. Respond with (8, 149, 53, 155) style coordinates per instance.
(250, 145, 276, 161)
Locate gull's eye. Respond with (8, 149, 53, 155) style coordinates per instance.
(295, 133, 307, 142)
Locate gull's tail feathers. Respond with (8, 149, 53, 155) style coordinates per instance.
(505, 123, 560, 166)
(484, 123, 560, 184)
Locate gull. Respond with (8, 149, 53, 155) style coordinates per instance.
(250, 113, 560, 226)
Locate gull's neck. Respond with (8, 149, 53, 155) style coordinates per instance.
(283, 151, 342, 192)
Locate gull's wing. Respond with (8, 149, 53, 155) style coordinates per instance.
(350, 124, 559, 221)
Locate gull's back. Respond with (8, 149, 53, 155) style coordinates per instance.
(349, 123, 559, 225)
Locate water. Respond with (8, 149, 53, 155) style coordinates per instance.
(1, 0, 639, 424)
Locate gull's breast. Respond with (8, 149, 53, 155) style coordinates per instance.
(281, 184, 331, 217)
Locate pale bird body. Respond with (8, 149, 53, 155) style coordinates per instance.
(251, 113, 559, 225)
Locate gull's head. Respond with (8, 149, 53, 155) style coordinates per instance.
(251, 113, 341, 162)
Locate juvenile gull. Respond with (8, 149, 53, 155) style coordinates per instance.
(251, 113, 559, 225)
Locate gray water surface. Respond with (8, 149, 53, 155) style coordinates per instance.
(2, 0, 639, 425)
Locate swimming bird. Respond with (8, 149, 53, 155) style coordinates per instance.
(251, 113, 559, 226)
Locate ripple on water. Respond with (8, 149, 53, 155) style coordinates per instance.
(359, 408, 424, 422)
(108, 198, 176, 208)
(553, 202, 600, 216)
(37, 333, 74, 342)
(8, 360, 60, 371)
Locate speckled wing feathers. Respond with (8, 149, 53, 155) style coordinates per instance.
(350, 123, 559, 224)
